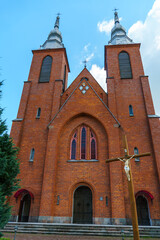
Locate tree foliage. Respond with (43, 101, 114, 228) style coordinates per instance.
(0, 81, 20, 233)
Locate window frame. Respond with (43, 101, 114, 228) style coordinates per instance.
(36, 108, 41, 118)
(90, 131, 97, 160)
(29, 148, 35, 162)
(134, 147, 140, 162)
(129, 105, 134, 117)
(119, 51, 133, 79)
(70, 132, 77, 160)
(80, 126, 87, 160)
(39, 55, 53, 83)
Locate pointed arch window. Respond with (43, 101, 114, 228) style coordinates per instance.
(90, 131, 97, 159)
(119, 51, 132, 79)
(70, 126, 97, 161)
(129, 105, 134, 116)
(29, 148, 35, 162)
(71, 132, 77, 159)
(81, 127, 86, 159)
(39, 56, 52, 83)
(134, 147, 140, 162)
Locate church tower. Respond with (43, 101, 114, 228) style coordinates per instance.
(105, 11, 160, 225)
(10, 16, 70, 222)
(10, 12, 160, 226)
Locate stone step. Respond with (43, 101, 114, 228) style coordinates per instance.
(1, 222, 160, 237)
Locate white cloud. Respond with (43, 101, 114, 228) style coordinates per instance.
(97, 17, 122, 35)
(86, 53, 94, 62)
(128, 0, 160, 115)
(84, 43, 90, 51)
(97, 19, 114, 35)
(90, 64, 107, 92)
(154, 35, 160, 50)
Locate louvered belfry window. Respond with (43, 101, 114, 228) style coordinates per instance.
(119, 51, 132, 79)
(39, 56, 52, 83)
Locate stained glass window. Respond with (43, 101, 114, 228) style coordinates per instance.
(70, 127, 97, 160)
(90, 131, 96, 159)
(71, 132, 77, 159)
(81, 127, 86, 159)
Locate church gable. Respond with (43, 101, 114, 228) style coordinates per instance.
(61, 67, 107, 107)
(48, 69, 119, 129)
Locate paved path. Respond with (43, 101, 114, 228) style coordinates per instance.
(2, 233, 159, 240)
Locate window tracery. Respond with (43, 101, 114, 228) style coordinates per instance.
(70, 126, 97, 160)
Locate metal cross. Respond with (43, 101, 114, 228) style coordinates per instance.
(113, 8, 119, 13)
(106, 133, 150, 240)
(83, 60, 87, 68)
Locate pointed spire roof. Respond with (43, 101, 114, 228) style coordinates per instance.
(108, 10, 133, 45)
(41, 15, 64, 49)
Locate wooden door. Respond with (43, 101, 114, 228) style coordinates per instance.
(18, 194, 31, 222)
(136, 196, 150, 225)
(73, 186, 92, 224)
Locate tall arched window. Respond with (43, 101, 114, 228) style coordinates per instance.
(81, 127, 86, 159)
(39, 56, 52, 83)
(134, 147, 139, 162)
(119, 51, 132, 79)
(70, 126, 97, 160)
(129, 105, 134, 116)
(90, 131, 96, 159)
(71, 132, 77, 159)
(29, 148, 35, 162)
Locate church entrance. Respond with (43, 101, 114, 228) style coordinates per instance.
(136, 196, 150, 225)
(18, 193, 31, 222)
(73, 186, 92, 224)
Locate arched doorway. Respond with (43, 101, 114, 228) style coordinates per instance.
(136, 195, 150, 225)
(18, 193, 31, 222)
(73, 186, 92, 224)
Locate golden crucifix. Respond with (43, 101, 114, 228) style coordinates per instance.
(106, 133, 150, 240)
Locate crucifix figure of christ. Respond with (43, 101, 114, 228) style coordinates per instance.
(106, 132, 150, 240)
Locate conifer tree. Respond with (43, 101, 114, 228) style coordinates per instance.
(0, 81, 20, 235)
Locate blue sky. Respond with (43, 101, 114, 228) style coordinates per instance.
(0, 0, 159, 132)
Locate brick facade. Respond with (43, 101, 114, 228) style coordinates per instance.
(10, 38, 160, 225)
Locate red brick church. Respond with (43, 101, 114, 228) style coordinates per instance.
(10, 12, 160, 226)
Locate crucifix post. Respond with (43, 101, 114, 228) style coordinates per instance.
(106, 127, 150, 240)
(123, 134, 140, 239)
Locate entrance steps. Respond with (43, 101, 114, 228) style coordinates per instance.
(2, 222, 160, 237)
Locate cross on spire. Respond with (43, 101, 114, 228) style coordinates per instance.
(113, 8, 119, 13)
(54, 13, 61, 28)
(57, 12, 61, 17)
(113, 8, 119, 24)
(83, 59, 87, 68)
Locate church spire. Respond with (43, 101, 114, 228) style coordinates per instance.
(114, 9, 119, 24)
(108, 10, 133, 45)
(41, 15, 64, 49)
(54, 14, 60, 29)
